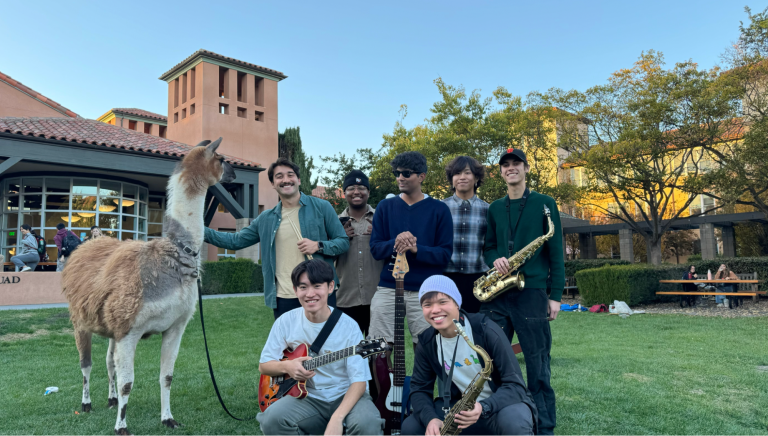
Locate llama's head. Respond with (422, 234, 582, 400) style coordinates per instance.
(174, 138, 236, 195)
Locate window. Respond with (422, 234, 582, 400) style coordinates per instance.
(128, 120, 137, 131)
(190, 67, 196, 99)
(174, 78, 179, 108)
(159, 126, 167, 138)
(254, 77, 264, 106)
(174, 112, 179, 123)
(144, 123, 152, 134)
(219, 103, 229, 115)
(217, 203, 229, 214)
(0, 178, 150, 260)
(219, 66, 229, 98)
(237, 71, 247, 103)
(182, 108, 187, 120)
(190, 104, 195, 115)
(217, 228, 236, 259)
(255, 110, 264, 122)
(147, 195, 165, 239)
(237, 107, 247, 119)
(181, 72, 187, 104)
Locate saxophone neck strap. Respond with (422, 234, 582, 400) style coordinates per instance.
(506, 188, 530, 254)
(440, 315, 464, 414)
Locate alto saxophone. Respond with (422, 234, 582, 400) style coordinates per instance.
(440, 319, 493, 436)
(473, 205, 555, 302)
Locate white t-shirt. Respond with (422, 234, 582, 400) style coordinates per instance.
(435, 321, 493, 402)
(259, 307, 371, 402)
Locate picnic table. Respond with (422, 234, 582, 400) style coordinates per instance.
(657, 279, 763, 309)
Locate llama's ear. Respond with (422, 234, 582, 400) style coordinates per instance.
(206, 137, 223, 154)
(194, 140, 212, 148)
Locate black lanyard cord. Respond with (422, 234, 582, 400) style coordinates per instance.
(439, 333, 461, 414)
(506, 188, 530, 255)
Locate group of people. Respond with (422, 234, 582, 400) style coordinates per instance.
(205, 146, 565, 435)
(682, 264, 741, 307)
(9, 224, 102, 272)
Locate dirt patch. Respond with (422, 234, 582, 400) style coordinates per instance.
(44, 312, 70, 324)
(0, 327, 73, 342)
(623, 373, 652, 382)
(690, 389, 705, 395)
(757, 366, 768, 372)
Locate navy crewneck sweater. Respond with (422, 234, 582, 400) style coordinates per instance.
(370, 195, 453, 291)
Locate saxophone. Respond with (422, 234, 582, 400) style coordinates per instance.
(440, 319, 493, 436)
(473, 205, 555, 302)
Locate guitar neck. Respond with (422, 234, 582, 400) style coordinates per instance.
(394, 278, 406, 387)
(302, 345, 356, 371)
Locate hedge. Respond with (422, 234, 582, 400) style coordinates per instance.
(577, 264, 686, 306)
(201, 258, 264, 295)
(564, 259, 630, 278)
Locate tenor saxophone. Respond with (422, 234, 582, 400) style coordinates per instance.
(473, 205, 555, 302)
(440, 319, 493, 436)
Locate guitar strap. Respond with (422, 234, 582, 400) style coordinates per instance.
(310, 307, 343, 356)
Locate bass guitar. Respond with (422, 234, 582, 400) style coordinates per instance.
(259, 338, 389, 411)
(371, 252, 409, 434)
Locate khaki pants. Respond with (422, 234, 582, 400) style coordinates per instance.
(257, 392, 382, 435)
(369, 286, 431, 344)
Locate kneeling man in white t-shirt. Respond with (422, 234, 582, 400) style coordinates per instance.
(258, 259, 383, 435)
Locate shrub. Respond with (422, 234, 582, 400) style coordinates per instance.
(201, 258, 264, 295)
(564, 259, 630, 278)
(577, 264, 686, 306)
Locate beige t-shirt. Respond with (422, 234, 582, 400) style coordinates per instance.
(275, 206, 306, 299)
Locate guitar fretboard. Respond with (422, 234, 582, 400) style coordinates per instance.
(302, 346, 355, 371)
(394, 278, 406, 387)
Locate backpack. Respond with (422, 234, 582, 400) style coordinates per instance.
(36, 235, 49, 262)
(61, 231, 82, 257)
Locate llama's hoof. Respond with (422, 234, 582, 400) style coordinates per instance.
(107, 397, 118, 408)
(114, 428, 132, 435)
(162, 419, 182, 429)
(81, 403, 92, 413)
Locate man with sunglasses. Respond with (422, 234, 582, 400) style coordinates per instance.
(335, 170, 385, 336)
(369, 151, 453, 346)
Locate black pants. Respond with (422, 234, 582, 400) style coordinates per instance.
(337, 304, 370, 337)
(402, 399, 533, 435)
(480, 288, 555, 435)
(444, 272, 484, 313)
(274, 293, 337, 320)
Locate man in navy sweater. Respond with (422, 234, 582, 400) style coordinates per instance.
(369, 151, 453, 346)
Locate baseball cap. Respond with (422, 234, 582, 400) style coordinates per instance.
(498, 148, 528, 165)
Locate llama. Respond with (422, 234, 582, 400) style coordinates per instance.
(62, 138, 235, 435)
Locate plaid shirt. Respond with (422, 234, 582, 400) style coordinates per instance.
(441, 194, 490, 274)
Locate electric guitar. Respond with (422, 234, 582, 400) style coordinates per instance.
(258, 338, 389, 412)
(371, 252, 409, 434)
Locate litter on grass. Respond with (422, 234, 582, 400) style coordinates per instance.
(44, 387, 58, 395)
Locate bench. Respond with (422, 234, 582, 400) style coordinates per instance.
(563, 276, 577, 298)
(658, 276, 762, 309)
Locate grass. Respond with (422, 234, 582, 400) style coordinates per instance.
(0, 298, 766, 435)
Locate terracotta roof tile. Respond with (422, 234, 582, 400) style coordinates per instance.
(159, 49, 287, 81)
(0, 70, 80, 118)
(111, 108, 167, 122)
(0, 117, 260, 169)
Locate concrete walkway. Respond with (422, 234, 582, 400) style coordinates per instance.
(0, 292, 264, 311)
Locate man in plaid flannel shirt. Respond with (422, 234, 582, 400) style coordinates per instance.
(441, 156, 489, 313)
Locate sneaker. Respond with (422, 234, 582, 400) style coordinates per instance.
(20, 266, 32, 272)
(716, 303, 724, 308)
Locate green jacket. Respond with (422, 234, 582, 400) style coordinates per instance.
(484, 191, 565, 301)
(204, 193, 350, 309)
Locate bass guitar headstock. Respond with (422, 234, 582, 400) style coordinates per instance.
(355, 338, 390, 358)
(391, 252, 410, 280)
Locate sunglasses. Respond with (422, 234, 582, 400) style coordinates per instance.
(392, 170, 417, 178)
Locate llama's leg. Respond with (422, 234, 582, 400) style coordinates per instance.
(114, 334, 139, 435)
(106, 338, 118, 408)
(159, 324, 185, 428)
(75, 329, 93, 413)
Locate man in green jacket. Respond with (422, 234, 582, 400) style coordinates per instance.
(204, 157, 350, 319)
(481, 148, 564, 435)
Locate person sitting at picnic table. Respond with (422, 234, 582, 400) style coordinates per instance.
(714, 264, 738, 307)
(680, 265, 699, 306)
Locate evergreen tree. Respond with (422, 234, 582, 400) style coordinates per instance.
(278, 126, 317, 195)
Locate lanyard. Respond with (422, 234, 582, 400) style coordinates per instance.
(439, 331, 461, 414)
(506, 188, 530, 254)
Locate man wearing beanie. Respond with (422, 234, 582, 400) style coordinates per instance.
(403, 275, 536, 435)
(335, 170, 384, 335)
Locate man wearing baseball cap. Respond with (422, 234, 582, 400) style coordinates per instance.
(403, 275, 536, 435)
(481, 147, 565, 434)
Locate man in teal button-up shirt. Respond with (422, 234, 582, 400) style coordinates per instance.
(204, 158, 349, 318)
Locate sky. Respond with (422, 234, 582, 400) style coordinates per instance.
(1, 1, 763, 173)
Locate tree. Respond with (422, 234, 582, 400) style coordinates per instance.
(541, 51, 735, 264)
(279, 127, 317, 195)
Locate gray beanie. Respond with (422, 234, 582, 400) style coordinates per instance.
(418, 275, 462, 308)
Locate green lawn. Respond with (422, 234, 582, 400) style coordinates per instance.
(1, 298, 767, 435)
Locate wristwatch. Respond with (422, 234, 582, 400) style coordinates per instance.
(480, 401, 491, 419)
(317, 241, 324, 253)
